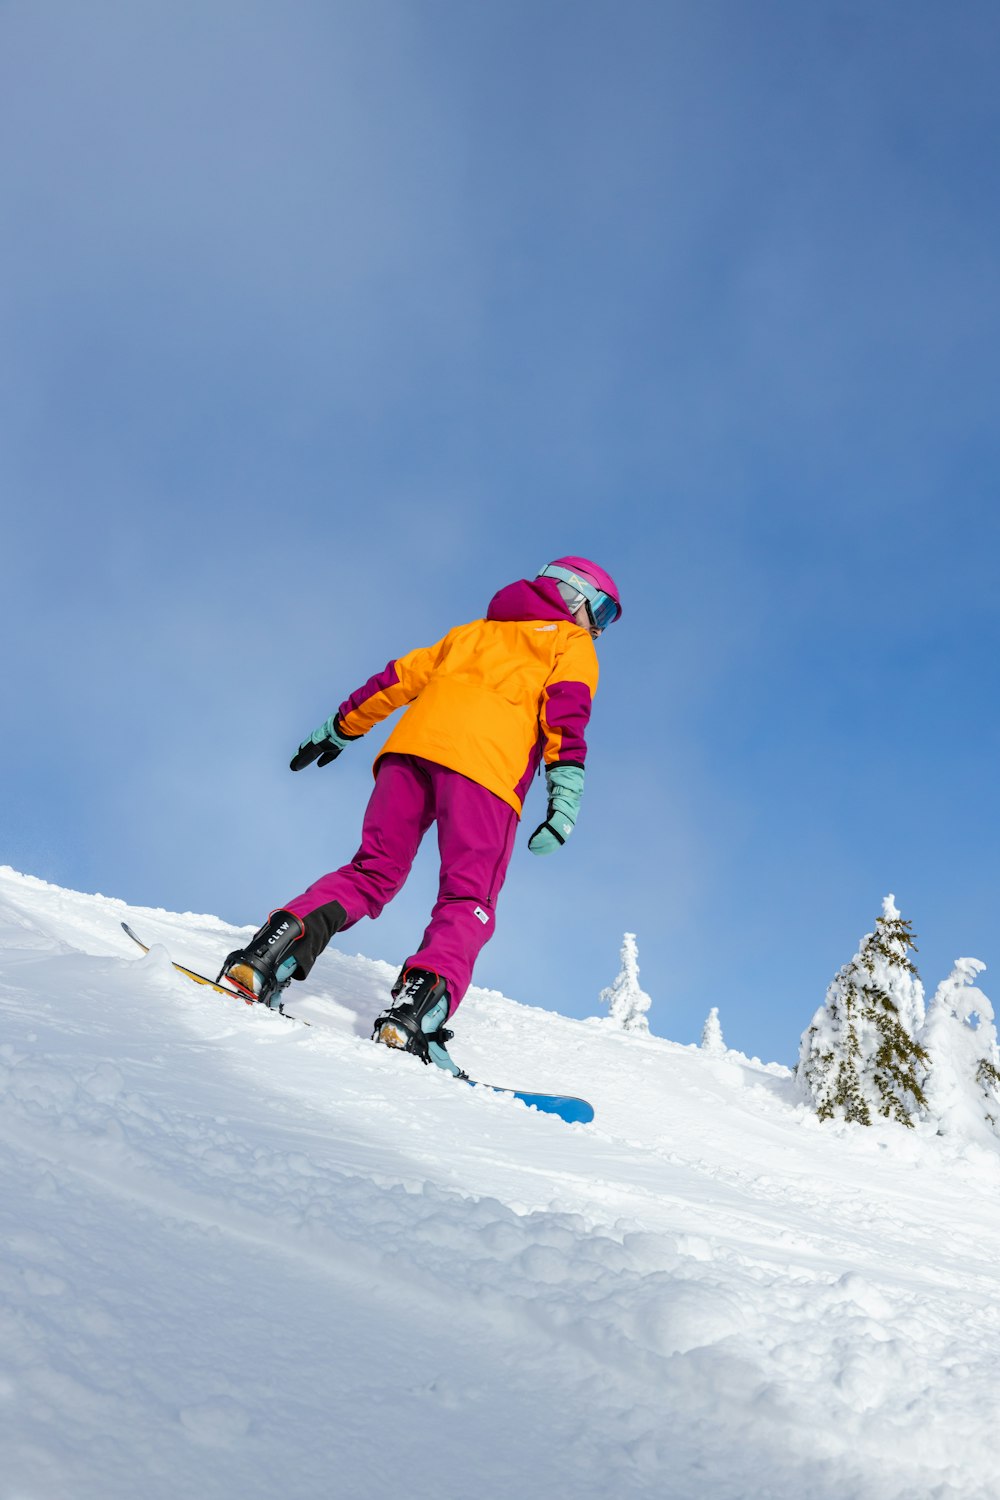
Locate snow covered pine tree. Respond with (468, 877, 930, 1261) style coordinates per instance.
(600, 933, 652, 1033)
(701, 1007, 726, 1055)
(921, 958, 1000, 1142)
(797, 895, 929, 1127)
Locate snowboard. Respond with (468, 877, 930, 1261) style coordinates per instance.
(121, 922, 594, 1123)
(120, 922, 309, 1024)
(465, 1080, 594, 1124)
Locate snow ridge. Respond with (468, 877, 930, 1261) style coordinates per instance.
(2, 866, 1000, 1500)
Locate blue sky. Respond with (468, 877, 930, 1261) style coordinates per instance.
(3, 1, 999, 1064)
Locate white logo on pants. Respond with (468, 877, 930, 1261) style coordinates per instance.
(473, 906, 490, 925)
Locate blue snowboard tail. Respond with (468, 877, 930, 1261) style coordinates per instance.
(465, 1078, 594, 1125)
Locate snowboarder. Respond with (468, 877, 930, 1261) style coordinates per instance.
(218, 557, 622, 1074)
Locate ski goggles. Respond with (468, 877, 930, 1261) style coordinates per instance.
(538, 563, 622, 631)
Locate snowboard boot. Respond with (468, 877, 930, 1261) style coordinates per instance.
(218, 910, 305, 1010)
(373, 967, 466, 1077)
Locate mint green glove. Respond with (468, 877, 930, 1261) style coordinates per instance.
(528, 765, 584, 855)
(290, 714, 356, 772)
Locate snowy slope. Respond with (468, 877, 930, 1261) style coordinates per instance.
(2, 867, 1000, 1500)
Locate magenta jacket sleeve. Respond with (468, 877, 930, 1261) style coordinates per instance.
(539, 631, 599, 767)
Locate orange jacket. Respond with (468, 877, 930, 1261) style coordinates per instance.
(336, 578, 599, 815)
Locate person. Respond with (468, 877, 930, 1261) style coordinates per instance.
(218, 556, 622, 1075)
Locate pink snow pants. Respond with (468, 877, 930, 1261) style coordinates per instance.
(284, 754, 519, 1012)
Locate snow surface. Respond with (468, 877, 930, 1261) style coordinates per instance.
(3, 865, 1000, 1500)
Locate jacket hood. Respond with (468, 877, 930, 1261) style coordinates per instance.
(486, 577, 576, 625)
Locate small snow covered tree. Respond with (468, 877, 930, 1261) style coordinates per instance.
(701, 1007, 726, 1055)
(600, 933, 652, 1033)
(797, 895, 928, 1127)
(921, 959, 1000, 1142)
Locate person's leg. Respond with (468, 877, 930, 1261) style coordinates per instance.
(221, 755, 435, 999)
(282, 753, 436, 975)
(402, 763, 519, 1012)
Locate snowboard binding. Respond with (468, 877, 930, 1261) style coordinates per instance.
(218, 909, 305, 1010)
(373, 967, 466, 1077)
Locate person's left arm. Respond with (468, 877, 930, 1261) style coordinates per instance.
(290, 633, 452, 771)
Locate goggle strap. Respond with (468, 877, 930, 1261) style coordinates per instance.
(538, 564, 618, 628)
